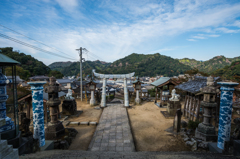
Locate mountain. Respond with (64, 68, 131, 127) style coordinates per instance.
(50, 53, 192, 77)
(211, 60, 240, 82)
(101, 53, 192, 77)
(179, 56, 240, 73)
(59, 60, 111, 77)
(48, 61, 73, 72)
(0, 47, 51, 80)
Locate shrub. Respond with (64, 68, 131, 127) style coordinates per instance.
(187, 120, 200, 130)
(109, 94, 114, 99)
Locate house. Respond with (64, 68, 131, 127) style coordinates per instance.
(30, 75, 49, 81)
(6, 76, 24, 84)
(56, 79, 73, 89)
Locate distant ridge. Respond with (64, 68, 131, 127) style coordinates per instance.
(178, 55, 240, 73)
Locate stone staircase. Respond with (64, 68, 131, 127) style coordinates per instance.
(0, 118, 19, 159)
(19, 150, 236, 159)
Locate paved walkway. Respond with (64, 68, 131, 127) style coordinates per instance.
(20, 150, 236, 159)
(88, 104, 135, 152)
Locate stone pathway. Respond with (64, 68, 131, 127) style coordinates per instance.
(88, 104, 135, 152)
(20, 150, 237, 159)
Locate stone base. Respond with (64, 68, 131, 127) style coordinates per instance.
(90, 99, 96, 106)
(40, 140, 54, 151)
(135, 98, 141, 105)
(1, 128, 16, 140)
(45, 121, 65, 140)
(167, 101, 181, 116)
(195, 128, 217, 142)
(62, 99, 77, 115)
(208, 142, 223, 153)
(167, 108, 178, 116)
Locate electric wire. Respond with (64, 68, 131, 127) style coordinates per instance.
(88, 51, 104, 61)
(0, 33, 75, 60)
(0, 24, 75, 59)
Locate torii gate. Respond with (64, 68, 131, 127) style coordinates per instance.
(92, 69, 135, 107)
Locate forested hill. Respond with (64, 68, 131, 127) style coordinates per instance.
(211, 60, 240, 82)
(101, 53, 192, 77)
(49, 61, 73, 72)
(0, 47, 51, 80)
(59, 60, 111, 77)
(50, 53, 192, 77)
(179, 56, 240, 73)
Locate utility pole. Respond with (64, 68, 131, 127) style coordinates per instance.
(76, 47, 84, 101)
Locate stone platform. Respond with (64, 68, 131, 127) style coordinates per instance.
(88, 104, 135, 152)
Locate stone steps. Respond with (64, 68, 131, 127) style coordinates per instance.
(19, 150, 236, 159)
(0, 139, 19, 159)
(0, 122, 19, 159)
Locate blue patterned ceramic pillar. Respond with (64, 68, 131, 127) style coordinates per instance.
(27, 81, 46, 147)
(217, 82, 239, 150)
(0, 72, 14, 132)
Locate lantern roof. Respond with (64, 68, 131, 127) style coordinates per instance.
(86, 79, 98, 85)
(0, 53, 20, 66)
(132, 77, 144, 84)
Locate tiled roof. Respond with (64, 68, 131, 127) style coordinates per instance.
(30, 75, 49, 80)
(175, 76, 221, 94)
(151, 77, 171, 86)
(56, 79, 72, 84)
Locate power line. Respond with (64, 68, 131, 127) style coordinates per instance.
(87, 53, 99, 61)
(0, 24, 75, 59)
(88, 51, 104, 61)
(0, 33, 75, 60)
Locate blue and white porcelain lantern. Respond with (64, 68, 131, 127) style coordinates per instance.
(27, 81, 46, 147)
(217, 82, 239, 150)
(0, 71, 14, 133)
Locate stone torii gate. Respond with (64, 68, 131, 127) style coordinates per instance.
(92, 69, 135, 107)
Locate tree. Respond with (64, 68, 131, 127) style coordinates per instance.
(48, 70, 64, 79)
(5, 66, 30, 80)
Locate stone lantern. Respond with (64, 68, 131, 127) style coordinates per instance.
(132, 77, 143, 105)
(195, 76, 219, 141)
(87, 79, 97, 106)
(44, 77, 65, 140)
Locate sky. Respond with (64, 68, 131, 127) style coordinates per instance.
(0, 0, 240, 65)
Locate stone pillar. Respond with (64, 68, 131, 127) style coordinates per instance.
(0, 72, 14, 133)
(135, 90, 140, 105)
(101, 78, 106, 107)
(90, 90, 95, 106)
(27, 81, 46, 147)
(44, 77, 65, 140)
(217, 82, 239, 150)
(124, 78, 129, 107)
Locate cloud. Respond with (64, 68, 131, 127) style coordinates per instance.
(55, 0, 78, 12)
(216, 27, 240, 33)
(192, 36, 206, 39)
(1, 0, 240, 65)
(187, 39, 197, 41)
(208, 34, 220, 37)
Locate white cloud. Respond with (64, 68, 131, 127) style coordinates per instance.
(55, 0, 78, 12)
(1, 0, 240, 65)
(187, 39, 196, 41)
(192, 36, 206, 39)
(208, 34, 220, 37)
(216, 27, 240, 33)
